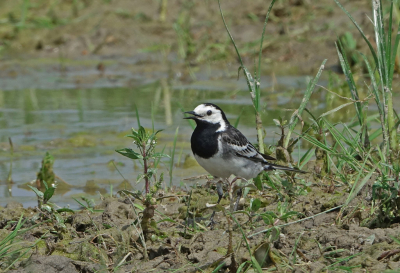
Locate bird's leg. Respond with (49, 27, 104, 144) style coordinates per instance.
(233, 177, 247, 212)
(208, 180, 223, 228)
(233, 188, 242, 212)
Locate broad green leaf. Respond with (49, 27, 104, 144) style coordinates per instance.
(43, 187, 55, 204)
(27, 185, 44, 199)
(254, 174, 262, 191)
(115, 148, 142, 159)
(250, 198, 261, 212)
(42, 180, 49, 190)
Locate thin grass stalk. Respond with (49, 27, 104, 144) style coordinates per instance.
(361, 53, 389, 157)
(373, 0, 398, 158)
(229, 213, 263, 272)
(7, 137, 13, 183)
(169, 127, 179, 188)
(373, 0, 388, 84)
(142, 142, 149, 194)
(184, 190, 192, 238)
(389, 15, 400, 84)
(217, 0, 262, 152)
(254, 0, 277, 153)
(256, 0, 278, 81)
(335, 41, 364, 125)
(125, 194, 148, 261)
(387, 2, 393, 72)
(284, 59, 327, 148)
(248, 205, 343, 238)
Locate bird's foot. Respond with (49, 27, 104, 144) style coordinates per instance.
(207, 219, 216, 230)
(207, 211, 217, 229)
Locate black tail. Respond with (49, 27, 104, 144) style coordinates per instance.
(263, 163, 306, 173)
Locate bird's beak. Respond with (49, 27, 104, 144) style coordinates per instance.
(184, 111, 201, 120)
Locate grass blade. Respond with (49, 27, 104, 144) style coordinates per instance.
(169, 127, 179, 188)
(284, 59, 327, 148)
(335, 41, 363, 125)
(334, 0, 379, 66)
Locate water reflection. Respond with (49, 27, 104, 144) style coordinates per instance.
(0, 73, 332, 208)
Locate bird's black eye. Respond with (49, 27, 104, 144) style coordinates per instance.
(207, 110, 212, 116)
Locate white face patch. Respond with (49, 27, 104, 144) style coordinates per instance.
(193, 104, 227, 131)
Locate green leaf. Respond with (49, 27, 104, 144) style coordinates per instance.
(335, 41, 363, 125)
(133, 203, 144, 211)
(27, 185, 44, 199)
(280, 211, 299, 221)
(212, 262, 226, 273)
(73, 197, 87, 209)
(115, 148, 142, 159)
(254, 174, 263, 191)
(251, 256, 263, 273)
(262, 213, 274, 225)
(43, 187, 55, 204)
(250, 198, 261, 212)
(149, 129, 163, 142)
(138, 126, 146, 140)
(273, 119, 281, 126)
(236, 261, 249, 273)
(117, 190, 142, 199)
(151, 153, 170, 159)
(54, 213, 64, 224)
(318, 102, 354, 120)
(333, 0, 379, 67)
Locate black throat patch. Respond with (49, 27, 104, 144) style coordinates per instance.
(191, 120, 220, 159)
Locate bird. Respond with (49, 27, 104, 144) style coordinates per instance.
(184, 103, 305, 225)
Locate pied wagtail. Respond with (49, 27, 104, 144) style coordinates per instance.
(184, 103, 305, 224)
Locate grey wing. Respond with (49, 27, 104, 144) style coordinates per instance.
(221, 127, 275, 163)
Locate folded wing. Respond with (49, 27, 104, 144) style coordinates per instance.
(221, 127, 276, 163)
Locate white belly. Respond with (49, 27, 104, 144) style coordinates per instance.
(194, 153, 263, 179)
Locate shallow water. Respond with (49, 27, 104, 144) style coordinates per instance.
(0, 57, 322, 208)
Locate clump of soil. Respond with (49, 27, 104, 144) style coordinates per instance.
(1, 179, 400, 273)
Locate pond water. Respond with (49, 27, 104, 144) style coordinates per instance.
(0, 57, 324, 208)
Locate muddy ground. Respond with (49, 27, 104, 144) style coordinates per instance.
(1, 175, 400, 273)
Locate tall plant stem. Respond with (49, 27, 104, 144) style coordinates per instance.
(142, 143, 149, 194)
(256, 113, 264, 153)
(387, 89, 397, 158)
(7, 137, 13, 183)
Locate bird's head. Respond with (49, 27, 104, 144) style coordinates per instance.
(184, 103, 229, 130)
